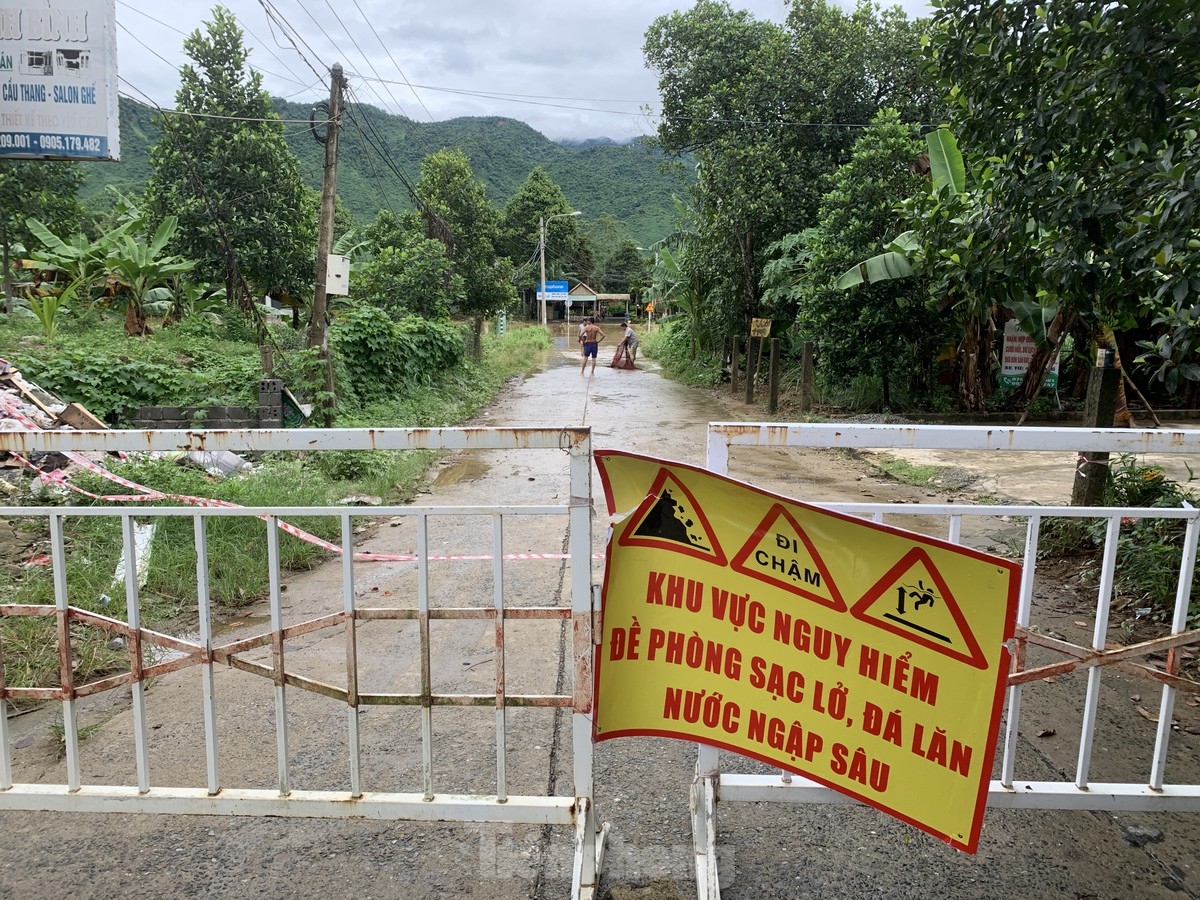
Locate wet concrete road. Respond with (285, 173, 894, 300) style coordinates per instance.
(2, 333, 1198, 899)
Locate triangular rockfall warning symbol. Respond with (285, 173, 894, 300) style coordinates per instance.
(729, 504, 846, 612)
(618, 468, 727, 565)
(851, 547, 987, 669)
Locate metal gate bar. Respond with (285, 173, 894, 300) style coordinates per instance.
(696, 422, 1200, 898)
(0, 427, 605, 898)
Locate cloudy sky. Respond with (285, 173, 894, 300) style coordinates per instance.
(115, 0, 931, 141)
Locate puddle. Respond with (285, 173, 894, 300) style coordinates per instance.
(154, 613, 272, 664)
(433, 455, 491, 487)
(215, 613, 270, 636)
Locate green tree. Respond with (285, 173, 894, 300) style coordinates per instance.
(779, 110, 944, 408)
(645, 242, 713, 361)
(644, 0, 933, 346)
(416, 149, 515, 357)
(923, 0, 1200, 401)
(355, 217, 465, 320)
(498, 167, 590, 285)
(144, 6, 318, 321)
(599, 240, 648, 295)
(0, 161, 82, 313)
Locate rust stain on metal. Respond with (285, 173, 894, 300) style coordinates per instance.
(1008, 626, 1200, 693)
(56, 606, 74, 702)
(74, 671, 136, 698)
(0, 604, 58, 618)
(494, 614, 505, 710)
(271, 626, 285, 687)
(716, 424, 761, 438)
(573, 611, 593, 713)
(279, 612, 347, 640)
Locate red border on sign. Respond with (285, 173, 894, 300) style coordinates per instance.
(613, 466, 728, 566)
(592, 660, 1009, 856)
(592, 449, 1023, 853)
(851, 546, 989, 669)
(729, 503, 847, 612)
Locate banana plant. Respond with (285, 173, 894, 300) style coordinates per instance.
(836, 129, 964, 289)
(25, 217, 131, 307)
(104, 216, 196, 336)
(163, 279, 227, 326)
(16, 278, 79, 340)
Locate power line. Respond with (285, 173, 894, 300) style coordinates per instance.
(118, 81, 331, 127)
(257, 0, 326, 84)
(356, 75, 922, 130)
(314, 0, 411, 119)
(118, 0, 313, 91)
(342, 85, 455, 247)
(347, 0, 434, 122)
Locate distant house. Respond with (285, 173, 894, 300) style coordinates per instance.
(596, 293, 633, 319)
(540, 281, 599, 321)
(566, 282, 598, 321)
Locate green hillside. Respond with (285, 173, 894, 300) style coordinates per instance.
(77, 97, 688, 248)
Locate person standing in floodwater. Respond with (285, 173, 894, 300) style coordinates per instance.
(580, 317, 605, 376)
(620, 320, 639, 365)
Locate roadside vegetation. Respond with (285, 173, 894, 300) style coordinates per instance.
(640, 0, 1200, 421)
(1039, 456, 1200, 626)
(0, 317, 551, 691)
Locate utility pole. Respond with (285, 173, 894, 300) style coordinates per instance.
(308, 62, 345, 423)
(538, 210, 581, 329)
(538, 216, 547, 327)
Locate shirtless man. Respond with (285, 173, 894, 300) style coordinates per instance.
(579, 317, 605, 376)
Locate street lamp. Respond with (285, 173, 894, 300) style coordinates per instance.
(539, 210, 582, 327)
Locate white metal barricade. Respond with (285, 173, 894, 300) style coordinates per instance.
(697, 423, 1200, 898)
(0, 427, 606, 899)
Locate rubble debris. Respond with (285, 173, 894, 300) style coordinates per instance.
(1122, 824, 1164, 846)
(57, 401, 107, 431)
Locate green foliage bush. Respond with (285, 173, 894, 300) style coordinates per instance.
(6, 317, 262, 423)
(642, 319, 721, 386)
(1041, 455, 1200, 622)
(330, 305, 466, 402)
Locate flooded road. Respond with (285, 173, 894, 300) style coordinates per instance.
(1, 332, 1197, 899)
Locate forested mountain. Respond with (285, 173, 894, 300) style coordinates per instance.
(76, 97, 688, 248)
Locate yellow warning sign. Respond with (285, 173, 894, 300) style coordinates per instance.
(594, 451, 1020, 854)
(852, 547, 987, 668)
(619, 467, 727, 565)
(730, 503, 846, 611)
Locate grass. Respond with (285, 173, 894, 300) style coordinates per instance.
(862, 452, 979, 494)
(1, 320, 554, 690)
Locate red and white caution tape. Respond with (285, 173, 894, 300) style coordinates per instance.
(2, 396, 593, 562)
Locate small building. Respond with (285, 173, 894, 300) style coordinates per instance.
(596, 293, 633, 320)
(544, 281, 600, 321)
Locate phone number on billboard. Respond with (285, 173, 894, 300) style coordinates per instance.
(0, 133, 104, 154)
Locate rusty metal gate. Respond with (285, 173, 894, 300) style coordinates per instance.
(697, 423, 1200, 898)
(0, 427, 606, 899)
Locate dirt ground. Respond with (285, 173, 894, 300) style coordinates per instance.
(2, 333, 1199, 899)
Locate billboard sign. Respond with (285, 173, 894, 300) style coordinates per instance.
(0, 0, 120, 160)
(1000, 320, 1058, 389)
(537, 279, 569, 300)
